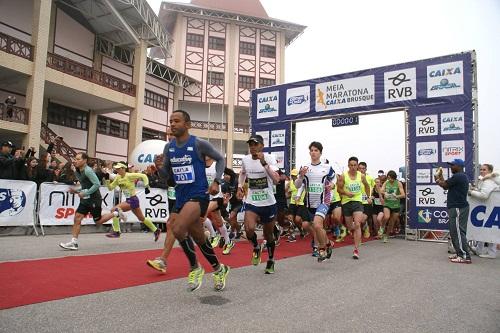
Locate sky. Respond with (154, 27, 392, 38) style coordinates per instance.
(146, 0, 500, 175)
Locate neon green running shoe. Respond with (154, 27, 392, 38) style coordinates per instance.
(210, 235, 221, 248)
(251, 244, 263, 266)
(187, 266, 205, 292)
(213, 264, 230, 291)
(378, 227, 385, 238)
(382, 234, 388, 243)
(265, 260, 275, 274)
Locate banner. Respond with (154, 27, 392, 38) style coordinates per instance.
(467, 191, 500, 244)
(0, 180, 37, 226)
(38, 183, 114, 225)
(123, 187, 169, 223)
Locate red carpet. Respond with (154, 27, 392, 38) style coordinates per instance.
(0, 235, 362, 309)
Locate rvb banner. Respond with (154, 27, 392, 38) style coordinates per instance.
(467, 191, 500, 244)
(0, 180, 37, 226)
(123, 187, 169, 223)
(38, 183, 114, 225)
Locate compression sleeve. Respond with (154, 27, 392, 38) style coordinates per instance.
(127, 173, 150, 187)
(82, 167, 101, 195)
(196, 137, 225, 183)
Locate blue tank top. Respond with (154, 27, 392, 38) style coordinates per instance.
(168, 135, 209, 208)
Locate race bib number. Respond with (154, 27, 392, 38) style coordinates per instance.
(309, 183, 323, 193)
(167, 187, 176, 200)
(348, 183, 361, 193)
(251, 190, 269, 202)
(374, 198, 382, 205)
(362, 194, 368, 201)
(249, 177, 268, 190)
(172, 165, 195, 184)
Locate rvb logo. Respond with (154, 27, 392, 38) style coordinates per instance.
(0, 189, 26, 217)
(416, 115, 438, 137)
(418, 187, 435, 205)
(384, 68, 416, 103)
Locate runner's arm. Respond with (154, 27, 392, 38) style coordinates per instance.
(336, 174, 347, 196)
(105, 176, 119, 191)
(127, 173, 150, 188)
(82, 168, 101, 196)
(397, 181, 406, 199)
(196, 138, 225, 183)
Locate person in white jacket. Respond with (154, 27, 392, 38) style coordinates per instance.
(469, 163, 499, 259)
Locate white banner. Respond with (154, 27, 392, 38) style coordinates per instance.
(123, 187, 169, 223)
(38, 183, 114, 225)
(467, 191, 500, 244)
(315, 75, 375, 111)
(0, 180, 37, 226)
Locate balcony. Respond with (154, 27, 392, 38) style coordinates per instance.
(190, 120, 250, 133)
(0, 32, 33, 61)
(46, 53, 136, 96)
(0, 103, 29, 124)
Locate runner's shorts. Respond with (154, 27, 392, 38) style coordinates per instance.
(342, 201, 364, 217)
(126, 195, 140, 209)
(245, 203, 277, 224)
(76, 199, 102, 222)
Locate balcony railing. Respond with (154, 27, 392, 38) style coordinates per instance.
(46, 53, 136, 96)
(190, 120, 250, 133)
(0, 32, 33, 60)
(0, 103, 29, 124)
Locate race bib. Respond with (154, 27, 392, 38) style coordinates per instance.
(207, 176, 214, 185)
(251, 190, 269, 202)
(167, 187, 176, 200)
(348, 183, 361, 193)
(172, 165, 195, 184)
(374, 198, 381, 205)
(309, 183, 323, 193)
(362, 194, 368, 201)
(249, 177, 268, 190)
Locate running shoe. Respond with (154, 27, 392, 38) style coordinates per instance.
(353, 249, 359, 260)
(153, 228, 161, 242)
(382, 234, 388, 243)
(336, 225, 347, 242)
(287, 234, 297, 242)
(312, 247, 319, 257)
(326, 243, 334, 259)
(363, 225, 370, 239)
(218, 237, 225, 248)
(334, 226, 340, 237)
(115, 208, 127, 222)
(265, 260, 275, 274)
(317, 249, 328, 262)
(105, 231, 121, 238)
(377, 227, 385, 238)
(146, 257, 166, 273)
(59, 241, 78, 250)
(251, 244, 263, 265)
(213, 264, 230, 291)
(222, 240, 235, 255)
(188, 266, 205, 292)
(210, 235, 221, 248)
(449, 256, 471, 264)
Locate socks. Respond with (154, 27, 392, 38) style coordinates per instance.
(198, 238, 220, 270)
(219, 224, 230, 243)
(179, 237, 198, 269)
(266, 240, 276, 260)
(112, 216, 121, 233)
(203, 218, 216, 237)
(249, 233, 258, 248)
(143, 217, 157, 232)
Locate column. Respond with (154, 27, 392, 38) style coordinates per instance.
(23, 0, 52, 149)
(127, 41, 147, 157)
(225, 23, 237, 168)
(87, 111, 97, 156)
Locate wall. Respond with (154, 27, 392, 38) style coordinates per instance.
(95, 134, 128, 161)
(48, 123, 88, 152)
(0, 0, 33, 43)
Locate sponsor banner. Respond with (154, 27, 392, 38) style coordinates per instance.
(384, 68, 417, 103)
(415, 115, 438, 137)
(416, 141, 438, 163)
(427, 61, 464, 98)
(416, 169, 431, 183)
(124, 188, 169, 222)
(0, 180, 37, 226)
(315, 75, 375, 111)
(415, 185, 447, 207)
(467, 191, 500, 244)
(271, 151, 285, 168)
(441, 111, 464, 135)
(255, 131, 270, 148)
(270, 129, 286, 147)
(130, 140, 167, 170)
(286, 86, 310, 115)
(39, 183, 114, 225)
(416, 208, 450, 227)
(441, 140, 465, 162)
(256, 90, 279, 119)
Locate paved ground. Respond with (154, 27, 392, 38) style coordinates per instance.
(0, 233, 499, 333)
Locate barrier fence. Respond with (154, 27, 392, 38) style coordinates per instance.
(0, 180, 169, 236)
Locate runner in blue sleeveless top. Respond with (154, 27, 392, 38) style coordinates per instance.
(161, 110, 229, 292)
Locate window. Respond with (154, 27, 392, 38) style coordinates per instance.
(208, 36, 225, 50)
(208, 71, 224, 86)
(142, 128, 166, 141)
(239, 41, 255, 56)
(260, 44, 276, 58)
(97, 116, 129, 139)
(144, 90, 168, 111)
(259, 78, 275, 87)
(47, 102, 88, 130)
(239, 75, 255, 90)
(186, 33, 204, 48)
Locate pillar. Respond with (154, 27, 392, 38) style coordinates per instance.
(225, 23, 237, 168)
(87, 111, 97, 156)
(127, 41, 147, 157)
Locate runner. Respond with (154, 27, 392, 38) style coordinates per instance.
(274, 169, 290, 244)
(237, 134, 281, 274)
(336, 156, 370, 259)
(328, 180, 344, 242)
(159, 110, 229, 291)
(371, 178, 385, 237)
(358, 162, 375, 238)
(295, 142, 335, 262)
(380, 170, 405, 243)
(286, 169, 308, 242)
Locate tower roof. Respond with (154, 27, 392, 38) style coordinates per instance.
(191, 0, 268, 19)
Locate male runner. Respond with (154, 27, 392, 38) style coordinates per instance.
(336, 157, 370, 259)
(358, 162, 375, 238)
(295, 142, 335, 262)
(237, 135, 280, 274)
(159, 110, 229, 291)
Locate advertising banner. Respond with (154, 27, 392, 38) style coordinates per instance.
(38, 183, 114, 225)
(0, 180, 37, 226)
(123, 187, 169, 223)
(467, 191, 500, 244)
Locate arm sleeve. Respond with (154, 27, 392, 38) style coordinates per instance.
(128, 173, 150, 187)
(196, 138, 225, 182)
(82, 168, 101, 195)
(238, 160, 247, 186)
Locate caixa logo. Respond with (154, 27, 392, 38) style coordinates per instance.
(258, 104, 277, 114)
(287, 95, 308, 106)
(470, 205, 500, 228)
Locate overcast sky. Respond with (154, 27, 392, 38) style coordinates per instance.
(147, 0, 500, 175)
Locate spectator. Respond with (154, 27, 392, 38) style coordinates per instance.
(436, 158, 471, 264)
(0, 141, 29, 180)
(147, 155, 168, 189)
(469, 163, 499, 259)
(34, 153, 54, 186)
(5, 95, 16, 118)
(56, 162, 77, 185)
